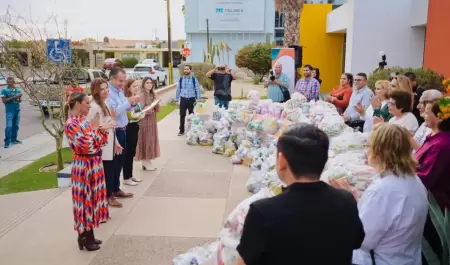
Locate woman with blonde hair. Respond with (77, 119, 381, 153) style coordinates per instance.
(331, 123, 428, 265)
(122, 78, 144, 186)
(355, 80, 390, 132)
(390, 74, 414, 106)
(135, 76, 161, 170)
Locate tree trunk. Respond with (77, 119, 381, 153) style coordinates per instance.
(55, 136, 64, 171)
(283, 0, 301, 47)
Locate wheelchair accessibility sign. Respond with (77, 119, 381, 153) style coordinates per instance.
(46, 39, 71, 64)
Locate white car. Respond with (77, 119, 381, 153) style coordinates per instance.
(32, 69, 109, 114)
(132, 64, 167, 88)
(126, 72, 142, 80)
(141, 59, 158, 65)
(0, 68, 25, 88)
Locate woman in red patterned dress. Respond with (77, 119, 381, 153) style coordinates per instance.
(65, 92, 116, 251)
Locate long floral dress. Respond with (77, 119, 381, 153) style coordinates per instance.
(135, 93, 161, 161)
(64, 115, 109, 233)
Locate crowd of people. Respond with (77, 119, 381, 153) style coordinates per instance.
(64, 67, 161, 251)
(236, 69, 450, 265)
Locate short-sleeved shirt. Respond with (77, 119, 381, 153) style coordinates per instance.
(237, 181, 365, 265)
(1, 87, 21, 111)
(267, 73, 290, 103)
(210, 73, 233, 101)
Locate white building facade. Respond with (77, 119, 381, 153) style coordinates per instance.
(184, 0, 275, 68)
(327, 0, 429, 75)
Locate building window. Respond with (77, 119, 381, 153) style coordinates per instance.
(275, 10, 284, 28)
(122, 53, 140, 59)
(275, 29, 284, 46)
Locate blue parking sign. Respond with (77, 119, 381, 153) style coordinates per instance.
(46, 39, 71, 64)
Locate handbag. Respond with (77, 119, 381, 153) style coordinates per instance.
(279, 85, 291, 103)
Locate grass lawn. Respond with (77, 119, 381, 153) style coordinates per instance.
(157, 104, 178, 121)
(0, 105, 178, 195)
(0, 148, 72, 195)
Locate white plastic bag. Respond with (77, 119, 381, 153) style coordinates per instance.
(173, 241, 219, 265)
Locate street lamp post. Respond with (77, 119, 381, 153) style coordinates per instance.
(165, 0, 173, 85)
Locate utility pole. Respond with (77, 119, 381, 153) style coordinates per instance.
(206, 18, 210, 60)
(166, 0, 173, 85)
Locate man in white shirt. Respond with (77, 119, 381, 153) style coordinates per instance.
(411, 89, 442, 151)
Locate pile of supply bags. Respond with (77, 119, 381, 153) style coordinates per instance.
(174, 89, 377, 265)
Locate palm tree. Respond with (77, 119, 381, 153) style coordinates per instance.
(275, 0, 305, 47)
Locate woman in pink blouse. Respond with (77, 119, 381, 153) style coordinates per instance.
(415, 97, 450, 263)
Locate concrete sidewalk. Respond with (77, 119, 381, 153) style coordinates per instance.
(0, 104, 252, 265)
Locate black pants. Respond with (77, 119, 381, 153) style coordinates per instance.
(103, 160, 114, 198)
(112, 128, 126, 193)
(123, 122, 139, 180)
(179, 97, 195, 133)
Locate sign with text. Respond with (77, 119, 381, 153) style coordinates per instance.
(198, 0, 265, 32)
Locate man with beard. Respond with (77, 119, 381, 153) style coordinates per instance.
(295, 64, 321, 101)
(176, 65, 201, 136)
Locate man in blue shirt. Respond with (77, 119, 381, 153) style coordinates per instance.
(106, 68, 140, 207)
(176, 65, 201, 136)
(343, 73, 374, 132)
(1, 77, 22, 148)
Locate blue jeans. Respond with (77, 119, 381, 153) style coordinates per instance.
(214, 97, 229, 110)
(5, 109, 20, 145)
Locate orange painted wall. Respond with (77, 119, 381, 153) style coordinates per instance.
(424, 0, 450, 77)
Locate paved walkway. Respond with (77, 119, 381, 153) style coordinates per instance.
(0, 103, 252, 265)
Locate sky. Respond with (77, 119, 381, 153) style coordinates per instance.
(0, 0, 186, 41)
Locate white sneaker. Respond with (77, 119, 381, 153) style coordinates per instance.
(131, 177, 142, 182)
(124, 179, 138, 186)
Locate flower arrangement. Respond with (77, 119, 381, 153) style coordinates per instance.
(438, 96, 450, 120)
(442, 78, 450, 94)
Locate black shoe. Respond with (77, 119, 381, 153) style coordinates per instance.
(178, 131, 184, 136)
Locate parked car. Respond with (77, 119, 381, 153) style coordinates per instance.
(0, 68, 25, 88)
(31, 69, 109, 115)
(126, 72, 142, 80)
(103, 58, 118, 70)
(141, 59, 158, 65)
(132, 64, 167, 88)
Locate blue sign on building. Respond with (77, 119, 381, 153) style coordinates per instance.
(46, 39, 71, 64)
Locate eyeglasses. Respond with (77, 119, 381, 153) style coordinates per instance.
(389, 77, 397, 81)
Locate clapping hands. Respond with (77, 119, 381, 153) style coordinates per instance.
(128, 95, 140, 106)
(329, 178, 360, 201)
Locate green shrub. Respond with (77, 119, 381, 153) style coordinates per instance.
(368, 67, 444, 90)
(178, 62, 215, 91)
(252, 74, 262, 85)
(122, 58, 138, 68)
(422, 192, 450, 265)
(235, 43, 274, 79)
